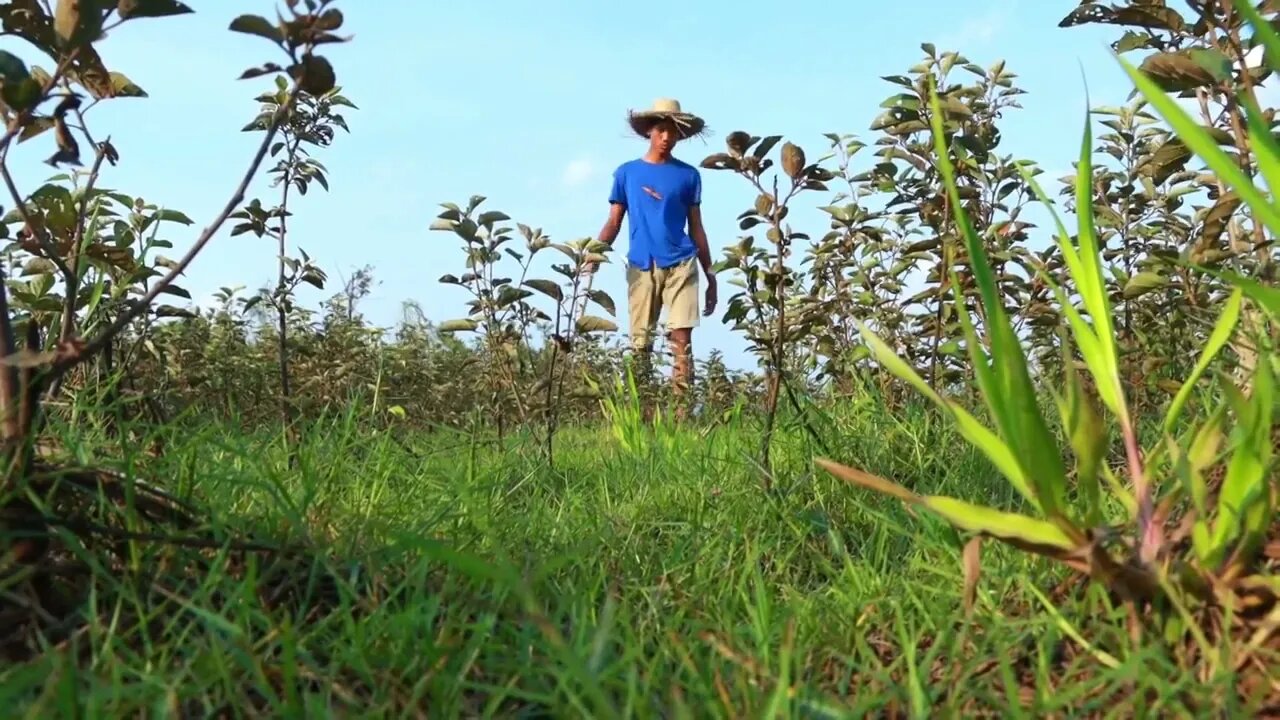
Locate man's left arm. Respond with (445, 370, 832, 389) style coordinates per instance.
(687, 170, 714, 276)
(688, 205, 714, 276)
(686, 171, 717, 315)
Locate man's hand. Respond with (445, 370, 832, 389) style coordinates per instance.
(703, 268, 717, 317)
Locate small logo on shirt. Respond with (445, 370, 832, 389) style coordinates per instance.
(641, 185, 663, 201)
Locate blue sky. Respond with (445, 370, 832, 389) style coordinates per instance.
(6, 1, 1156, 368)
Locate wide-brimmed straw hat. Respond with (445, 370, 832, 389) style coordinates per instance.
(626, 98, 707, 140)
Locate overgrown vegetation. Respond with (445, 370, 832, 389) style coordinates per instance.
(0, 0, 1277, 715)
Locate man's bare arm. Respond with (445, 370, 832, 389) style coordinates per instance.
(689, 205, 717, 316)
(599, 203, 626, 247)
(588, 203, 625, 273)
(687, 205, 714, 275)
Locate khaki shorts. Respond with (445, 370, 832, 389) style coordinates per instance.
(626, 257, 699, 352)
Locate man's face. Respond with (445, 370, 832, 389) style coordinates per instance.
(649, 120, 679, 153)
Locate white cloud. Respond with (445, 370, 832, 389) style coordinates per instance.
(561, 158, 595, 187)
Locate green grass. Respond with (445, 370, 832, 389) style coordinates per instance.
(1, 401, 1256, 717)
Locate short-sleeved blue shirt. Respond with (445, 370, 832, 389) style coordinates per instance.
(608, 156, 701, 270)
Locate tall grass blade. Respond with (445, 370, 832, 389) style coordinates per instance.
(855, 323, 1039, 508)
(926, 79, 1070, 521)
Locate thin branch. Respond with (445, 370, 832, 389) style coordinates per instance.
(57, 137, 111, 347)
(48, 82, 304, 379)
(0, 155, 75, 282)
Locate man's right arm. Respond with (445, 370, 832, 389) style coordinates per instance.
(597, 203, 625, 247)
(588, 203, 624, 275)
(592, 166, 627, 270)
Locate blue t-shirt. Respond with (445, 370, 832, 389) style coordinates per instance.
(608, 157, 701, 269)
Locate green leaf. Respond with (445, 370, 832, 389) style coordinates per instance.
(575, 315, 617, 334)
(1169, 404, 1225, 519)
(158, 284, 191, 300)
(1017, 164, 1124, 419)
(0, 50, 30, 83)
(155, 208, 193, 225)
(1238, 92, 1280, 200)
(229, 14, 284, 44)
(2, 78, 42, 113)
(1122, 271, 1167, 299)
(439, 318, 479, 332)
(109, 71, 147, 98)
(1200, 269, 1280, 321)
(116, 0, 194, 19)
(477, 210, 510, 226)
(1138, 50, 1217, 91)
(495, 285, 532, 308)
(1188, 48, 1232, 83)
(153, 304, 196, 319)
(1054, 355, 1105, 526)
(586, 288, 616, 316)
(523, 279, 563, 303)
(291, 54, 336, 96)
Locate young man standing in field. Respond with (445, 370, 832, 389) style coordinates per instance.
(593, 98, 717, 416)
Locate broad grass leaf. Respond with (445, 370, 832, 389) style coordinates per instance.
(1162, 287, 1242, 436)
(1071, 104, 1120, 362)
(1018, 169, 1125, 417)
(857, 324, 943, 405)
(1053, 359, 1105, 527)
(857, 323, 1038, 507)
(1168, 403, 1226, 519)
(814, 458, 919, 503)
(921, 496, 1078, 553)
(1239, 93, 1280, 199)
(1207, 360, 1275, 566)
(813, 460, 1076, 553)
(949, 407, 1038, 509)
(927, 81, 1069, 518)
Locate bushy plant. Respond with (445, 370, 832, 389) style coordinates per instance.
(817, 1, 1280, 685)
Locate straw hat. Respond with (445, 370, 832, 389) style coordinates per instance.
(627, 98, 707, 140)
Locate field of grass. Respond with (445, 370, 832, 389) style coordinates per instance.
(1, 399, 1254, 718)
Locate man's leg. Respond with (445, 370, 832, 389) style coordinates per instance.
(625, 262, 661, 416)
(662, 258, 700, 418)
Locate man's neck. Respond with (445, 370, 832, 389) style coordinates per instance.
(643, 149, 671, 163)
